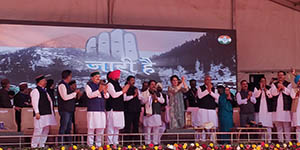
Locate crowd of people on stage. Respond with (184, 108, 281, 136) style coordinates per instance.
(1, 69, 300, 148)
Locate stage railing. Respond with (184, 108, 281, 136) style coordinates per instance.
(0, 131, 298, 148)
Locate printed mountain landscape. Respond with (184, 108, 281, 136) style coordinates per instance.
(0, 31, 236, 90)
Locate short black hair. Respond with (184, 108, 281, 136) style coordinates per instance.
(8, 90, 15, 96)
(126, 76, 135, 82)
(1, 79, 10, 88)
(190, 79, 196, 83)
(46, 79, 54, 88)
(278, 71, 286, 75)
(69, 80, 76, 86)
(148, 80, 157, 85)
(170, 75, 179, 81)
(240, 80, 248, 85)
(61, 70, 72, 80)
(260, 77, 266, 81)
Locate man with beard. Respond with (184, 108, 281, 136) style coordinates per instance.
(106, 70, 130, 146)
(141, 80, 165, 145)
(124, 76, 142, 144)
(184, 79, 198, 108)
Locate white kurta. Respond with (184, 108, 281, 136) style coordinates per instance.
(106, 111, 125, 129)
(186, 107, 200, 127)
(85, 84, 110, 129)
(87, 112, 106, 129)
(254, 87, 273, 127)
(141, 90, 165, 127)
(143, 114, 162, 127)
(31, 88, 57, 128)
(197, 86, 219, 127)
(271, 83, 292, 122)
(291, 88, 300, 127)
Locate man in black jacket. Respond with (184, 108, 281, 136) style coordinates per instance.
(124, 76, 142, 144)
(14, 82, 31, 132)
(0, 79, 13, 108)
(57, 70, 80, 144)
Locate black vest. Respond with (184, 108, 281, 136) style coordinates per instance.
(124, 86, 141, 113)
(34, 86, 52, 116)
(273, 81, 292, 111)
(239, 90, 255, 114)
(198, 85, 217, 109)
(106, 80, 124, 111)
(184, 88, 198, 107)
(254, 86, 273, 112)
(57, 81, 76, 112)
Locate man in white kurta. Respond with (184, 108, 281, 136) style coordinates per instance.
(85, 71, 109, 147)
(106, 70, 130, 145)
(31, 75, 57, 148)
(291, 75, 300, 142)
(197, 76, 219, 141)
(271, 71, 292, 143)
(253, 77, 273, 143)
(141, 80, 165, 145)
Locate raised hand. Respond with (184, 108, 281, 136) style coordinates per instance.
(103, 85, 108, 94)
(122, 84, 130, 93)
(181, 76, 185, 82)
(98, 84, 104, 92)
(133, 89, 138, 97)
(248, 91, 252, 100)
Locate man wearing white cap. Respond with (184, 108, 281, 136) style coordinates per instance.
(14, 82, 31, 132)
(31, 75, 57, 148)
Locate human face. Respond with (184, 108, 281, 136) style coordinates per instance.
(171, 77, 178, 86)
(157, 86, 162, 92)
(91, 74, 101, 84)
(204, 76, 212, 85)
(190, 81, 196, 88)
(142, 82, 148, 88)
(241, 81, 248, 91)
(225, 87, 231, 95)
(40, 79, 47, 88)
(149, 81, 156, 91)
(278, 72, 285, 82)
(217, 87, 224, 94)
(70, 84, 77, 91)
(128, 78, 135, 86)
(66, 74, 72, 83)
(260, 78, 266, 87)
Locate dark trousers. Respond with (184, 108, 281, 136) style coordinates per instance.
(15, 110, 21, 132)
(124, 112, 140, 144)
(58, 111, 73, 144)
(240, 113, 255, 127)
